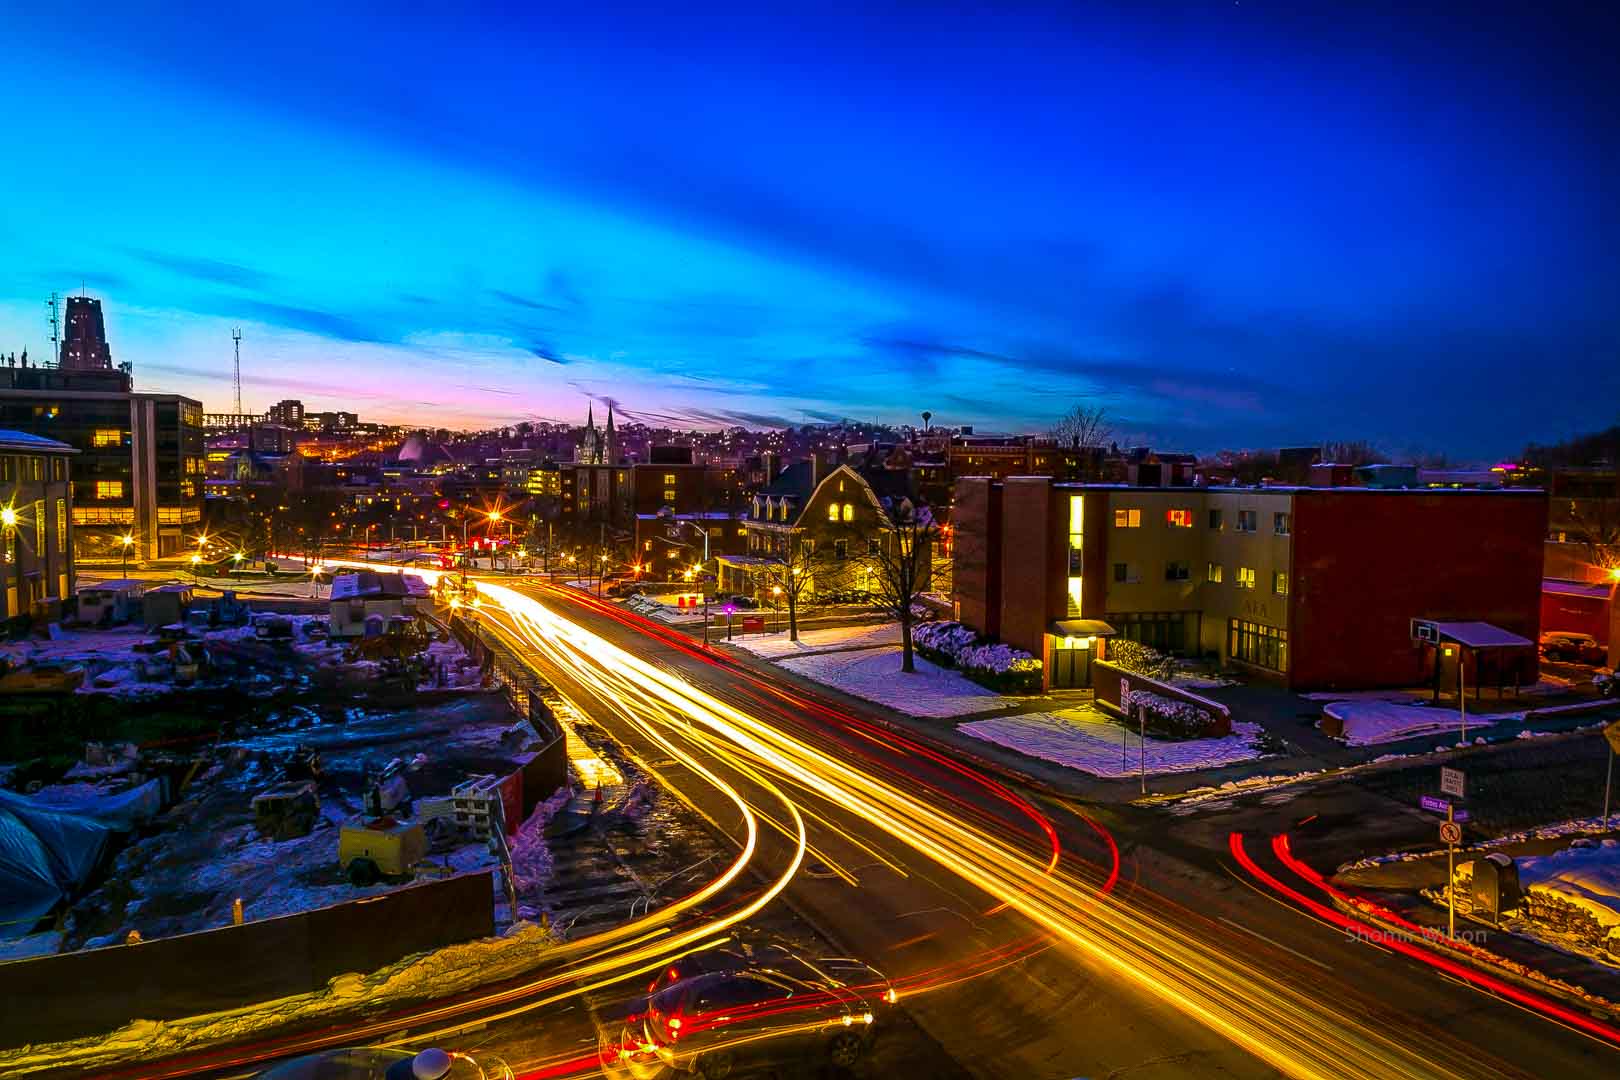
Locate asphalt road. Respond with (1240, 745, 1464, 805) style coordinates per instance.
(476, 579, 1620, 1080)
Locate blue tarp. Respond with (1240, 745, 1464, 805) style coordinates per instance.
(0, 788, 128, 940)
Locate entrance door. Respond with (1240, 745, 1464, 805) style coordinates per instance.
(1050, 641, 1092, 688)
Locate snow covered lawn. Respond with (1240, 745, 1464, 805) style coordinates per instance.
(729, 622, 898, 659)
(1322, 698, 1515, 746)
(776, 646, 1013, 718)
(958, 706, 1272, 778)
(1518, 841, 1620, 940)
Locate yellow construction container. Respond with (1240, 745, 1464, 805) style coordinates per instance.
(339, 817, 427, 884)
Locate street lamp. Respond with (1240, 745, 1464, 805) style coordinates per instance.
(190, 552, 202, 584)
(1, 506, 17, 620)
(231, 550, 245, 577)
(597, 552, 609, 596)
(772, 584, 782, 633)
(118, 533, 136, 579)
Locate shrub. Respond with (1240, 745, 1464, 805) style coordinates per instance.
(1124, 689, 1214, 740)
(1108, 638, 1174, 681)
(912, 621, 1042, 692)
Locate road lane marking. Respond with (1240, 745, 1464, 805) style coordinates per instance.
(1217, 916, 1332, 971)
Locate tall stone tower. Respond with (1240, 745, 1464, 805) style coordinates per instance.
(59, 296, 114, 371)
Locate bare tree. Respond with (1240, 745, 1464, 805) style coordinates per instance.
(1052, 404, 1112, 451)
(759, 528, 825, 642)
(1567, 497, 1620, 573)
(1319, 440, 1387, 467)
(861, 497, 938, 673)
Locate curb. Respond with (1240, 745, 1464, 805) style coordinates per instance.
(1327, 893, 1620, 1022)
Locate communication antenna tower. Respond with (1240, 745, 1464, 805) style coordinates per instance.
(232, 327, 243, 414)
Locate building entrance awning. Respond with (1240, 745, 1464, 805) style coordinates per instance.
(1425, 620, 1533, 649)
(1050, 619, 1117, 638)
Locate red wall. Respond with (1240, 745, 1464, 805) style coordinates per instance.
(1289, 490, 1546, 690)
(1541, 588, 1610, 646)
(997, 478, 1063, 658)
(952, 477, 1002, 639)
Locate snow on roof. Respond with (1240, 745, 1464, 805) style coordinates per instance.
(1543, 578, 1615, 599)
(329, 571, 430, 600)
(77, 579, 148, 593)
(1431, 620, 1533, 649)
(0, 429, 74, 453)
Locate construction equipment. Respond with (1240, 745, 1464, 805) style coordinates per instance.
(252, 780, 320, 840)
(339, 816, 427, 885)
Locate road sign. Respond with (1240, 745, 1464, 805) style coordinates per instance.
(1419, 795, 1469, 821)
(1440, 821, 1462, 845)
(1605, 719, 1620, 756)
(1440, 766, 1466, 799)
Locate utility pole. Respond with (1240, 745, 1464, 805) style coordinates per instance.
(46, 293, 59, 366)
(232, 328, 244, 415)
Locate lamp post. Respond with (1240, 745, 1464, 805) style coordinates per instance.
(771, 584, 782, 633)
(120, 533, 135, 579)
(231, 551, 245, 578)
(190, 553, 202, 584)
(1, 506, 17, 621)
(597, 552, 609, 596)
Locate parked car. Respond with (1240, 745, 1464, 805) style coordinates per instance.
(1540, 631, 1606, 665)
(609, 940, 895, 1079)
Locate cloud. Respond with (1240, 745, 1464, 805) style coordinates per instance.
(491, 289, 565, 312)
(139, 360, 391, 400)
(128, 249, 274, 290)
(235, 300, 392, 343)
(531, 343, 567, 363)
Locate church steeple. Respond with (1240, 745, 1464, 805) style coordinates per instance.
(605, 403, 616, 464)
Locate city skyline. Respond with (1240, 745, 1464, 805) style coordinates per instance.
(1, 4, 1616, 456)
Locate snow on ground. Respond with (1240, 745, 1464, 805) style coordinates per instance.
(1515, 842, 1620, 937)
(728, 621, 898, 659)
(1323, 698, 1516, 746)
(958, 706, 1272, 778)
(509, 785, 572, 918)
(777, 646, 1013, 718)
(1301, 689, 1429, 703)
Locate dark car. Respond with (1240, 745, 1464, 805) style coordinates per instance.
(645, 941, 896, 1010)
(1540, 631, 1606, 665)
(634, 969, 877, 1078)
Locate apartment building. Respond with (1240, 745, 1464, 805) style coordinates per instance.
(954, 476, 1545, 692)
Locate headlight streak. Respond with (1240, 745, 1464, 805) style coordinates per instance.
(300, 562, 1540, 1079)
(461, 578, 1473, 1080)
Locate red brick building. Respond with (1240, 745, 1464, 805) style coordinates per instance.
(953, 476, 1546, 692)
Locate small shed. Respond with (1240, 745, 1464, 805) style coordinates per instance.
(76, 580, 149, 626)
(328, 571, 431, 640)
(142, 584, 195, 629)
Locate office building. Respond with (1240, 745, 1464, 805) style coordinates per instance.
(0, 430, 76, 619)
(954, 475, 1545, 692)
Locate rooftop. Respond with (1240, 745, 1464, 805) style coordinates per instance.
(0, 429, 75, 454)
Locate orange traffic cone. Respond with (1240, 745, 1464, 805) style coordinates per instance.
(592, 783, 603, 810)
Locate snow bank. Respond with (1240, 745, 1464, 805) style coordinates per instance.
(0, 920, 557, 1077)
(958, 708, 1272, 779)
(777, 646, 1011, 718)
(1323, 699, 1514, 746)
(1517, 840, 1620, 935)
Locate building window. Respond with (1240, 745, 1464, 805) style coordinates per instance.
(868, 537, 881, 555)
(56, 499, 66, 553)
(1165, 561, 1190, 581)
(50, 457, 65, 482)
(737, 528, 747, 537)
(1237, 510, 1258, 533)
(1165, 508, 1193, 528)
(663, 489, 676, 503)
(835, 539, 849, 560)
(1113, 508, 1141, 528)
(827, 503, 840, 522)
(842, 503, 854, 522)
(1273, 511, 1291, 535)
(34, 501, 46, 553)
(663, 473, 677, 485)
(1207, 562, 1223, 583)
(801, 537, 815, 555)
(1208, 509, 1223, 530)
(95, 480, 125, 500)
(1273, 571, 1289, 596)
(1229, 618, 1288, 672)
(92, 429, 123, 448)
(0, 458, 11, 482)
(1236, 566, 1256, 590)
(1113, 562, 1139, 584)
(28, 457, 42, 481)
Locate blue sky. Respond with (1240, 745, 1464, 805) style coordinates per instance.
(0, 2, 1615, 457)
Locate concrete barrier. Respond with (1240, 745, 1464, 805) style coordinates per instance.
(1093, 659, 1232, 738)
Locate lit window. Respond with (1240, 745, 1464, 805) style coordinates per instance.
(1236, 566, 1256, 590)
(1166, 508, 1193, 528)
(842, 503, 854, 522)
(96, 480, 125, 500)
(1207, 562, 1223, 583)
(828, 503, 840, 522)
(663, 473, 677, 485)
(663, 489, 676, 502)
(56, 499, 66, 552)
(92, 429, 122, 447)
(1113, 508, 1142, 528)
(1273, 571, 1289, 596)
(1274, 512, 1291, 535)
